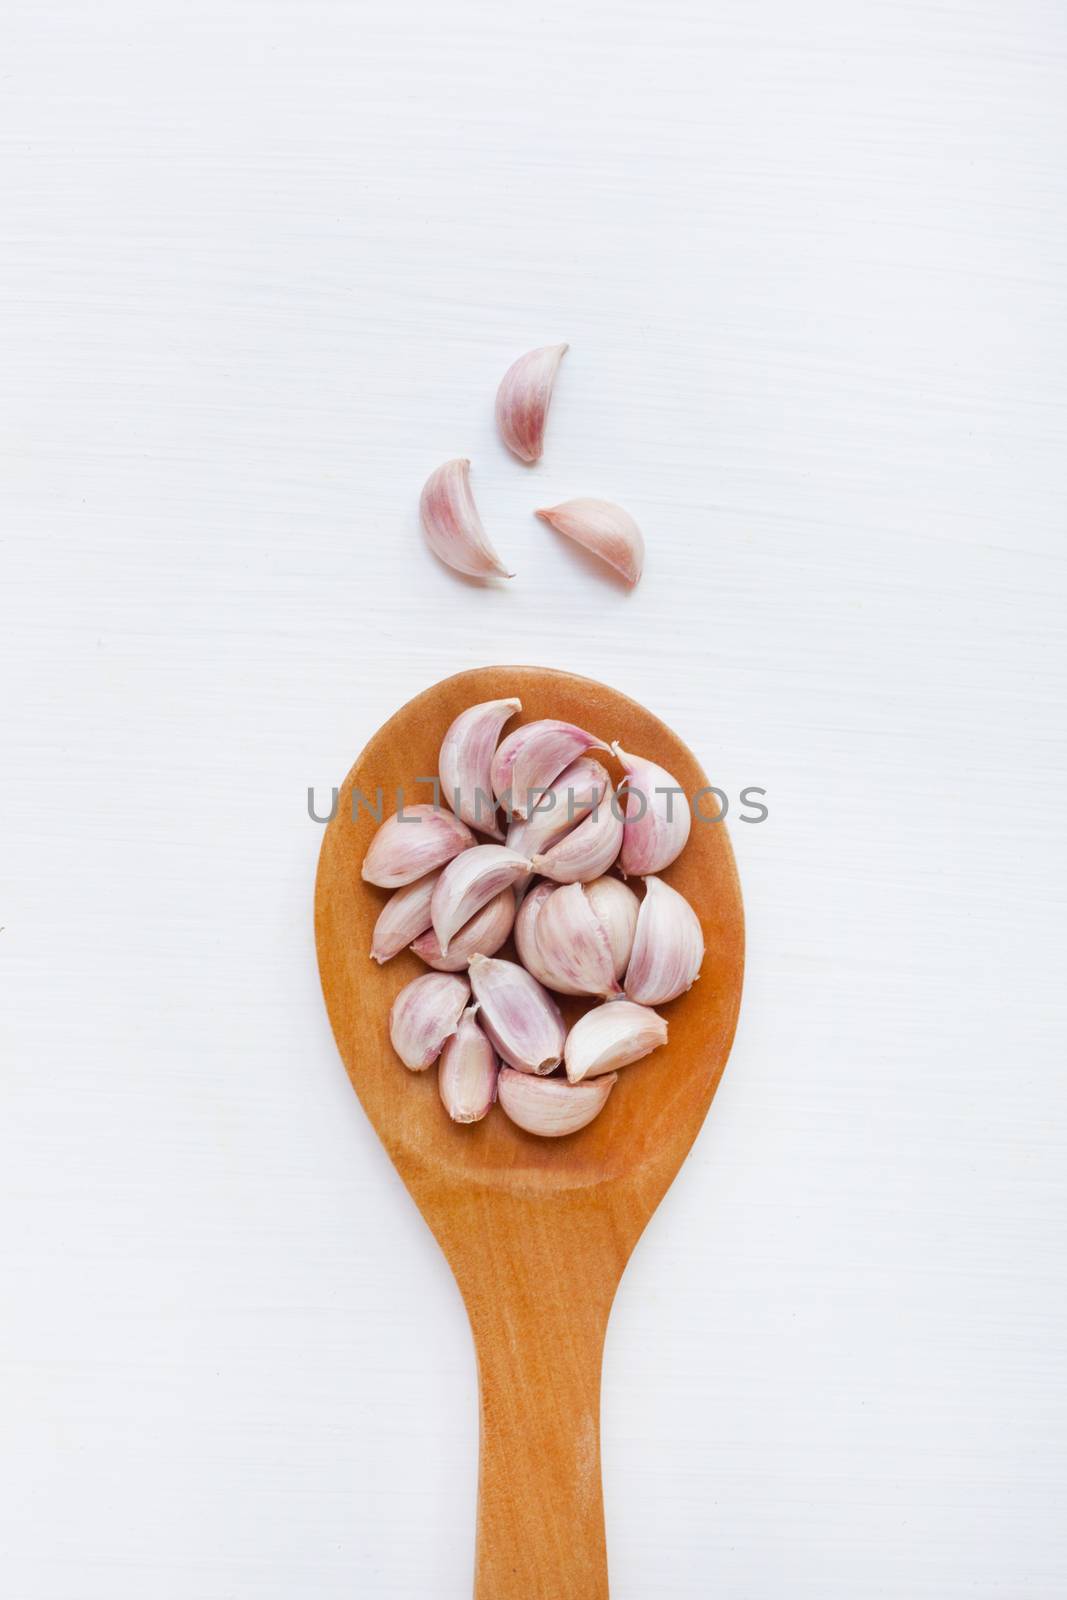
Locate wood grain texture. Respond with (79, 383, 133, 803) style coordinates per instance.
(315, 666, 744, 1597)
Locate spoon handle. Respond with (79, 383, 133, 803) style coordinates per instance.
(451, 1203, 627, 1600)
(469, 1287, 611, 1600)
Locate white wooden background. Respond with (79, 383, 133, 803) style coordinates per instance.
(2, 2, 1066, 1595)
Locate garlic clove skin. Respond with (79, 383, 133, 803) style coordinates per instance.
(509, 724, 610, 820)
(370, 870, 440, 963)
(624, 876, 705, 1006)
(564, 999, 668, 1084)
(536, 498, 644, 586)
(388, 972, 470, 1072)
(438, 697, 521, 839)
(420, 458, 514, 579)
(495, 343, 568, 464)
(410, 888, 516, 971)
(505, 756, 610, 859)
(468, 953, 566, 1075)
(497, 1067, 617, 1137)
(430, 845, 532, 954)
(532, 882, 622, 1000)
(512, 881, 587, 996)
(438, 1007, 498, 1123)
(584, 875, 640, 980)
(491, 719, 609, 818)
(612, 744, 692, 876)
(530, 786, 624, 883)
(362, 804, 475, 889)
(514, 876, 635, 997)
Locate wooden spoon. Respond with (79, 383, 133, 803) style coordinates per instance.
(315, 665, 744, 1598)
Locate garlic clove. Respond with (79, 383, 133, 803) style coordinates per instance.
(370, 870, 439, 963)
(495, 343, 568, 464)
(536, 498, 644, 586)
(505, 756, 610, 859)
(438, 697, 521, 839)
(530, 786, 624, 883)
(420, 458, 514, 579)
(497, 1066, 617, 1137)
(430, 845, 531, 954)
(584, 875, 640, 979)
(388, 972, 470, 1072)
(531, 882, 622, 999)
(491, 719, 609, 818)
(624, 876, 705, 1006)
(438, 1007, 498, 1123)
(362, 804, 475, 889)
(411, 888, 516, 971)
(512, 880, 587, 995)
(612, 744, 692, 876)
(468, 953, 566, 1075)
(564, 999, 668, 1084)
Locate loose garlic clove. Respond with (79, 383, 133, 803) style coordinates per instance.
(430, 845, 531, 954)
(388, 972, 470, 1072)
(370, 870, 439, 963)
(495, 343, 568, 464)
(564, 999, 668, 1084)
(506, 757, 610, 859)
(362, 804, 475, 889)
(438, 697, 521, 839)
(420, 458, 514, 579)
(512, 880, 584, 994)
(584, 875, 640, 979)
(612, 744, 692, 876)
(497, 1066, 617, 1137)
(536, 498, 644, 586)
(411, 888, 516, 971)
(531, 882, 621, 1000)
(531, 787, 624, 883)
(491, 719, 608, 818)
(624, 876, 704, 1006)
(468, 954, 566, 1075)
(438, 1007, 498, 1123)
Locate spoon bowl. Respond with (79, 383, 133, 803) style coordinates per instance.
(315, 664, 744, 1598)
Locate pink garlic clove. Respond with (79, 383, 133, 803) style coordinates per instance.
(564, 999, 667, 1084)
(497, 1067, 617, 1137)
(495, 343, 568, 464)
(505, 756, 610, 859)
(361, 804, 475, 889)
(388, 972, 470, 1072)
(512, 880, 586, 995)
(467, 954, 566, 1076)
(420, 458, 513, 579)
(430, 845, 531, 954)
(612, 743, 692, 876)
(438, 696, 521, 838)
(536, 498, 644, 586)
(529, 882, 622, 1000)
(370, 870, 440, 963)
(624, 876, 704, 1006)
(530, 787, 624, 883)
(411, 888, 516, 971)
(490, 719, 609, 819)
(438, 1007, 499, 1123)
(583, 874, 640, 980)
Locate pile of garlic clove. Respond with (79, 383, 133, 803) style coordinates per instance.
(420, 345, 646, 588)
(363, 697, 706, 1139)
